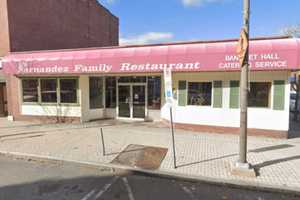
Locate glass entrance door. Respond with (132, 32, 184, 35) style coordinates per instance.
(118, 84, 146, 119)
(132, 85, 146, 118)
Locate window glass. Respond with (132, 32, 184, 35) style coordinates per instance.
(148, 76, 161, 109)
(188, 82, 212, 106)
(60, 79, 77, 103)
(118, 76, 146, 83)
(249, 82, 271, 107)
(22, 79, 38, 102)
(105, 77, 116, 108)
(89, 77, 103, 109)
(41, 79, 57, 103)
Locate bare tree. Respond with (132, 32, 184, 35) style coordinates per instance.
(281, 25, 300, 38)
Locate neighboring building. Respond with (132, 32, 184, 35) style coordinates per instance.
(0, 0, 119, 117)
(3, 37, 300, 138)
(3, 0, 119, 52)
(0, 0, 10, 116)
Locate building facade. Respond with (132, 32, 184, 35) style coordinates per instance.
(3, 37, 300, 138)
(3, 0, 119, 52)
(0, 0, 119, 117)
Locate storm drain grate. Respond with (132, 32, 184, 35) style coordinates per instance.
(111, 144, 168, 170)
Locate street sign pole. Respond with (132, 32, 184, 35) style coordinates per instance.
(164, 67, 176, 169)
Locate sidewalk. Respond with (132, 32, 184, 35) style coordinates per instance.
(1, 118, 300, 193)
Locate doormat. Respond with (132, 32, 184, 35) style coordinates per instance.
(111, 144, 168, 170)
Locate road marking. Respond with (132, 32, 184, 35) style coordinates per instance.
(81, 189, 96, 200)
(94, 176, 120, 199)
(180, 184, 197, 200)
(122, 177, 135, 200)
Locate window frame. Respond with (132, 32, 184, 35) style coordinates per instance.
(59, 77, 79, 105)
(147, 76, 162, 110)
(89, 76, 105, 110)
(40, 78, 58, 104)
(105, 76, 117, 109)
(187, 81, 213, 107)
(21, 77, 79, 106)
(21, 78, 39, 104)
(248, 81, 272, 109)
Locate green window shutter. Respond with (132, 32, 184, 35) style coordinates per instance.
(230, 81, 240, 109)
(213, 81, 222, 108)
(273, 80, 285, 110)
(178, 80, 187, 106)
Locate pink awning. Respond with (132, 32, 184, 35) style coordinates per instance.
(2, 38, 300, 75)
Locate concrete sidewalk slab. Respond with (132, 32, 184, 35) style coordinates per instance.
(1, 118, 300, 194)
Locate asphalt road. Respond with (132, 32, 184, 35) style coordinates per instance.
(0, 156, 299, 200)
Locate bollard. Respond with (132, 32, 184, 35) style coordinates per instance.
(170, 107, 177, 169)
(100, 128, 106, 156)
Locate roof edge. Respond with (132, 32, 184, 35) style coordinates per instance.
(6, 35, 294, 55)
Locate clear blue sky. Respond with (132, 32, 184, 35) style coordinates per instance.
(97, 0, 300, 45)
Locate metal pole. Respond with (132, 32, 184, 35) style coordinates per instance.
(294, 75, 300, 121)
(170, 107, 177, 169)
(239, 0, 250, 164)
(100, 128, 106, 156)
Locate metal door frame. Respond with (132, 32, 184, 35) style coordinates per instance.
(116, 82, 147, 120)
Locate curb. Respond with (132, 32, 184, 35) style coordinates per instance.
(1, 150, 300, 197)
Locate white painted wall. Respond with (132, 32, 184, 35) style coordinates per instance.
(21, 104, 81, 117)
(147, 109, 161, 121)
(105, 108, 117, 118)
(161, 71, 291, 131)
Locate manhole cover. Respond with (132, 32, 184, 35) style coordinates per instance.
(111, 144, 168, 170)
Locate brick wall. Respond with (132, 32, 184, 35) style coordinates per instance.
(6, 75, 19, 118)
(0, 83, 5, 116)
(0, 0, 10, 56)
(6, 0, 119, 52)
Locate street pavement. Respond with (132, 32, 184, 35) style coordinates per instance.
(1, 155, 300, 200)
(1, 118, 300, 193)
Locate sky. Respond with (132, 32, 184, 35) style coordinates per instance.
(97, 0, 300, 45)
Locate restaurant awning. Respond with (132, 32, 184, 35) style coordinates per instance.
(2, 37, 300, 76)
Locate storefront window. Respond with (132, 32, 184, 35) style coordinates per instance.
(249, 82, 271, 107)
(90, 77, 103, 109)
(41, 79, 57, 103)
(148, 76, 161, 109)
(105, 77, 116, 108)
(60, 79, 78, 103)
(188, 82, 212, 106)
(22, 79, 38, 102)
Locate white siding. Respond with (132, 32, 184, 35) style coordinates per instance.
(161, 71, 290, 131)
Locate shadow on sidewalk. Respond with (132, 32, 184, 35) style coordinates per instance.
(0, 120, 156, 141)
(176, 153, 237, 168)
(249, 144, 294, 153)
(174, 144, 295, 169)
(254, 155, 300, 175)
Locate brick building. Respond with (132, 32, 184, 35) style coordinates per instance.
(0, 0, 119, 117)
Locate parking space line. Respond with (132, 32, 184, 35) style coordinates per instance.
(180, 184, 197, 200)
(94, 176, 120, 199)
(122, 177, 135, 200)
(81, 189, 96, 200)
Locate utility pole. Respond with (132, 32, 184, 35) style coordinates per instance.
(232, 0, 256, 177)
(239, 0, 250, 166)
